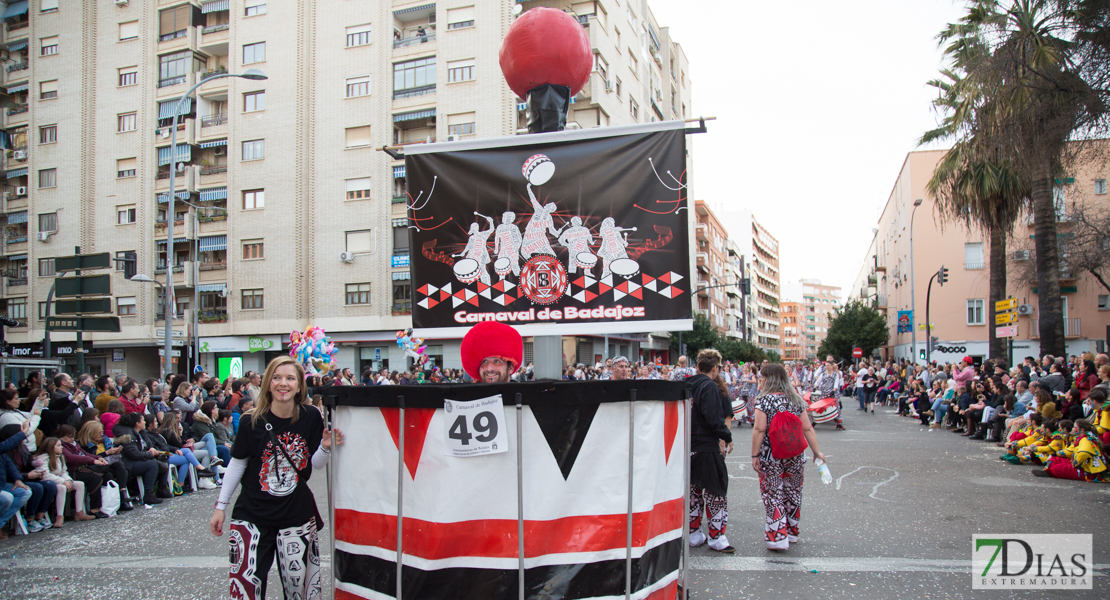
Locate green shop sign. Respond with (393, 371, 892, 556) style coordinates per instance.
(248, 336, 275, 353)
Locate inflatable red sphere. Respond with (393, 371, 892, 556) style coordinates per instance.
(499, 7, 592, 99)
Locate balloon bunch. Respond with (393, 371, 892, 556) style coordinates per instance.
(397, 328, 429, 367)
(289, 327, 338, 375)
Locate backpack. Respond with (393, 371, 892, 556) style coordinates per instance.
(768, 410, 808, 459)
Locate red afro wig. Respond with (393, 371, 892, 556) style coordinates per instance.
(460, 321, 524, 380)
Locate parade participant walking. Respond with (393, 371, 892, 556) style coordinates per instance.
(751, 364, 826, 551)
(670, 355, 696, 381)
(812, 357, 846, 431)
(687, 349, 735, 553)
(460, 321, 524, 383)
(209, 356, 344, 600)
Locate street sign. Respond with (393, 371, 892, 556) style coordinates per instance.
(45, 316, 121, 332)
(53, 298, 113, 315)
(157, 348, 182, 357)
(54, 253, 112, 272)
(996, 325, 1018, 338)
(54, 274, 112, 298)
(995, 312, 1018, 324)
(995, 298, 1018, 312)
(168, 330, 185, 339)
(852, 347, 863, 358)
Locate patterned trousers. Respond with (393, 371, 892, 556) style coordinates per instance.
(689, 484, 728, 540)
(759, 455, 805, 544)
(229, 518, 322, 600)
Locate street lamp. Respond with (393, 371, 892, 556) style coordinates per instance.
(160, 69, 267, 378)
(910, 198, 923, 365)
(131, 274, 170, 376)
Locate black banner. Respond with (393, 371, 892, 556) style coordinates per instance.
(405, 122, 692, 337)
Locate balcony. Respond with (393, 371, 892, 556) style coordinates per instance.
(198, 309, 228, 324)
(873, 294, 888, 309)
(965, 261, 984, 270)
(1031, 318, 1082, 339)
(393, 31, 436, 48)
(393, 84, 436, 101)
(5, 277, 26, 287)
(154, 262, 195, 287)
(6, 62, 27, 74)
(696, 222, 708, 243)
(198, 165, 227, 186)
(200, 114, 227, 128)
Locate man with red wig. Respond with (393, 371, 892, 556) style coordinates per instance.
(460, 321, 524, 383)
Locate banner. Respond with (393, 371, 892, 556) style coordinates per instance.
(897, 310, 913, 334)
(325, 380, 686, 600)
(405, 121, 692, 337)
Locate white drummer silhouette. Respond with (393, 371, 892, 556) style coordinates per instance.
(558, 216, 596, 275)
(596, 217, 637, 279)
(452, 213, 495, 286)
(492, 211, 522, 281)
(520, 184, 564, 259)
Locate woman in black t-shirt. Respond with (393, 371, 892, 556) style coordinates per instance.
(209, 356, 344, 600)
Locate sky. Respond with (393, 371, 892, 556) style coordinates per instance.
(648, 0, 967, 300)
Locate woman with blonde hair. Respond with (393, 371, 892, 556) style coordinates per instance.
(210, 355, 345, 600)
(751, 363, 827, 551)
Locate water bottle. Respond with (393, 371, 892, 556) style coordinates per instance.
(815, 458, 832, 485)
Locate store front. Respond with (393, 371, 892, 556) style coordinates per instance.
(5, 341, 101, 378)
(199, 335, 285, 379)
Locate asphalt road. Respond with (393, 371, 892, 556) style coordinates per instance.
(1, 398, 1107, 599)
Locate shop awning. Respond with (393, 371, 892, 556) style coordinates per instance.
(157, 144, 192, 166)
(198, 235, 227, 252)
(198, 139, 227, 148)
(157, 190, 191, 203)
(6, 211, 27, 224)
(197, 283, 227, 292)
(201, 0, 229, 13)
(5, 167, 27, 179)
(199, 187, 227, 201)
(157, 97, 193, 120)
(6, 83, 27, 94)
(393, 166, 406, 178)
(7, 41, 27, 52)
(393, 109, 436, 123)
(5, 254, 26, 261)
(156, 238, 188, 247)
(3, 2, 28, 20)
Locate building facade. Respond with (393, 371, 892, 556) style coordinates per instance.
(780, 300, 801, 361)
(0, 0, 692, 380)
(850, 149, 1110, 364)
(717, 207, 780, 352)
(694, 200, 732, 336)
(799, 278, 840, 360)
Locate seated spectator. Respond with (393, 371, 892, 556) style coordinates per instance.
(0, 388, 46, 452)
(93, 376, 117, 414)
(0, 428, 32, 540)
(100, 400, 125, 439)
(172, 382, 201, 424)
(1, 424, 56, 533)
(31, 436, 94, 525)
(114, 413, 164, 506)
(156, 413, 215, 490)
(57, 424, 109, 518)
(75, 421, 134, 511)
(191, 401, 231, 470)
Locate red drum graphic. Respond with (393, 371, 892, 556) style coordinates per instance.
(574, 252, 598, 270)
(493, 257, 514, 277)
(453, 258, 481, 285)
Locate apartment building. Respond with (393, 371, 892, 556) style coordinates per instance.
(798, 278, 840, 361)
(724, 237, 749, 340)
(0, 0, 692, 379)
(780, 301, 802, 361)
(850, 149, 1110, 364)
(694, 200, 732, 336)
(717, 207, 781, 352)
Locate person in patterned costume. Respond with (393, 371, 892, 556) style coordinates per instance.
(812, 356, 846, 430)
(687, 349, 735, 553)
(520, 184, 562, 259)
(751, 364, 827, 551)
(492, 211, 523, 280)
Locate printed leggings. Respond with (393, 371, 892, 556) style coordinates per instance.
(688, 484, 728, 540)
(759, 454, 805, 544)
(229, 518, 322, 600)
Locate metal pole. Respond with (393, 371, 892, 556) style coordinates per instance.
(910, 201, 921, 365)
(925, 273, 935, 365)
(515, 392, 524, 600)
(326, 403, 336, 596)
(681, 391, 691, 600)
(193, 209, 200, 373)
(42, 271, 66, 360)
(625, 389, 636, 599)
(396, 395, 405, 600)
(74, 246, 84, 374)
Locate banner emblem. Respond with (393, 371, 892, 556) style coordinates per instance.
(520, 254, 568, 305)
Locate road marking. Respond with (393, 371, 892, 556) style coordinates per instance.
(0, 555, 332, 569)
(690, 555, 1110, 573)
(834, 466, 899, 501)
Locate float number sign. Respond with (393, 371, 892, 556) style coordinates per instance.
(443, 395, 508, 457)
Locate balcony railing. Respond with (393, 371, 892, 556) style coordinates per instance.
(6, 277, 26, 287)
(7, 105, 28, 116)
(6, 236, 27, 244)
(393, 32, 436, 48)
(7, 21, 28, 32)
(159, 30, 188, 43)
(392, 196, 408, 204)
(393, 84, 435, 100)
(202, 24, 230, 35)
(873, 294, 888, 309)
(159, 75, 187, 88)
(1031, 318, 1081, 338)
(6, 62, 28, 73)
(965, 261, 984, 270)
(200, 69, 228, 82)
(200, 114, 227, 127)
(197, 210, 228, 223)
(200, 166, 227, 176)
(199, 261, 226, 271)
(198, 309, 228, 323)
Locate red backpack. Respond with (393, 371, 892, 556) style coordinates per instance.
(768, 410, 808, 459)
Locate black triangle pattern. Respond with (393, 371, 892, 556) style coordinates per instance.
(529, 401, 600, 480)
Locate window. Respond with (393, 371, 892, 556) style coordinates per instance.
(118, 112, 136, 132)
(393, 57, 436, 97)
(39, 125, 56, 144)
(159, 51, 204, 87)
(595, 54, 608, 80)
(345, 125, 371, 148)
(40, 36, 58, 56)
(159, 6, 191, 41)
(40, 80, 58, 100)
(346, 229, 372, 254)
(41, 0, 58, 12)
(117, 158, 137, 179)
(38, 302, 49, 320)
(393, 219, 409, 251)
(38, 168, 56, 189)
(346, 283, 371, 305)
(243, 42, 266, 65)
(393, 282, 411, 312)
(447, 59, 474, 83)
(243, 189, 264, 209)
(346, 23, 371, 47)
(346, 75, 371, 98)
(118, 66, 138, 87)
(38, 258, 55, 277)
(117, 297, 136, 317)
(245, 0, 266, 16)
(7, 298, 26, 325)
(447, 6, 475, 29)
(243, 91, 265, 112)
(242, 139, 264, 161)
(1096, 179, 1107, 195)
(242, 240, 264, 259)
(119, 20, 139, 40)
(967, 299, 985, 325)
(38, 212, 56, 233)
(447, 112, 475, 136)
(628, 53, 638, 78)
(117, 205, 136, 225)
(629, 97, 638, 121)
(241, 289, 264, 310)
(346, 177, 371, 200)
(964, 242, 984, 270)
(1099, 294, 1109, 310)
(614, 76, 621, 98)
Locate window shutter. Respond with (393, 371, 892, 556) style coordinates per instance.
(447, 112, 476, 126)
(346, 230, 372, 254)
(119, 21, 139, 39)
(346, 23, 372, 35)
(345, 126, 371, 147)
(447, 6, 475, 24)
(40, 80, 58, 94)
(118, 158, 136, 171)
(346, 177, 371, 192)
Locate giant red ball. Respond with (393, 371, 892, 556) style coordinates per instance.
(499, 7, 593, 99)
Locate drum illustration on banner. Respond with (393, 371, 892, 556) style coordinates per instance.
(405, 122, 692, 337)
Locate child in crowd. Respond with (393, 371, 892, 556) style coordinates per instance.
(31, 437, 95, 526)
(1034, 419, 1109, 482)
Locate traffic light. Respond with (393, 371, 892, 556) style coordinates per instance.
(938, 266, 949, 286)
(919, 348, 927, 360)
(739, 278, 751, 295)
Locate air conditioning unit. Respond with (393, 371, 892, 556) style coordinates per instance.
(1017, 304, 1034, 315)
(161, 129, 171, 139)
(339, 251, 354, 263)
(445, 135, 457, 142)
(13, 150, 26, 160)
(15, 187, 26, 197)
(604, 78, 613, 91)
(213, 146, 226, 156)
(115, 0, 129, 6)
(1012, 250, 1030, 261)
(37, 231, 52, 242)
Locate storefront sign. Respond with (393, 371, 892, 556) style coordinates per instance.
(248, 336, 275, 353)
(200, 335, 283, 354)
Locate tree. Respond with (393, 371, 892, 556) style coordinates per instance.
(669, 312, 717, 359)
(718, 337, 767, 364)
(1010, 201, 1110, 294)
(818, 300, 890, 362)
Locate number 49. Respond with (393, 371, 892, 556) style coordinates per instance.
(448, 411, 498, 445)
